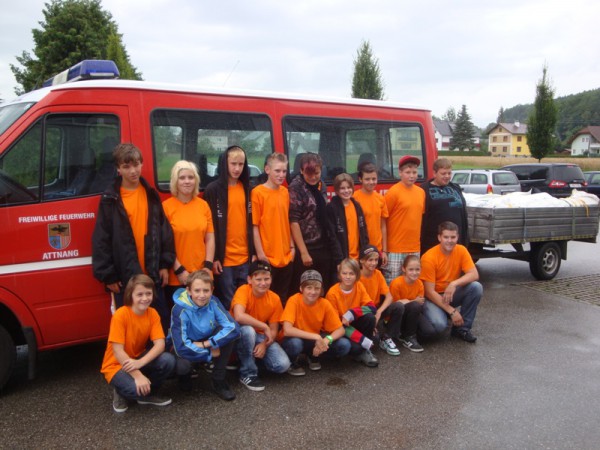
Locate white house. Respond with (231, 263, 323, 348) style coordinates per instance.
(434, 119, 481, 152)
(569, 126, 600, 156)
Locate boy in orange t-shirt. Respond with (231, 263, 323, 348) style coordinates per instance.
(419, 221, 482, 343)
(353, 162, 389, 267)
(92, 143, 175, 333)
(252, 153, 294, 303)
(281, 270, 350, 375)
(204, 146, 254, 310)
(231, 260, 291, 391)
(383, 155, 425, 284)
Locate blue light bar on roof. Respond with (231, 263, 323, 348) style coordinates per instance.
(42, 60, 120, 88)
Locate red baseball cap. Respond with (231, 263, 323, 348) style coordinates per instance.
(398, 155, 421, 169)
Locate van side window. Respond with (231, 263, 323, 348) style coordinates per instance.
(0, 114, 120, 205)
(283, 116, 425, 183)
(151, 110, 274, 190)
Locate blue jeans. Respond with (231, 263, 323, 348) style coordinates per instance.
(215, 263, 249, 310)
(282, 336, 351, 362)
(110, 352, 176, 400)
(237, 326, 291, 378)
(418, 281, 483, 337)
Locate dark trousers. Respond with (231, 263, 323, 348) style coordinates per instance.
(270, 262, 293, 305)
(175, 340, 235, 382)
(289, 245, 335, 296)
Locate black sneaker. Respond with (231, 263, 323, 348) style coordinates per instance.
(201, 361, 215, 373)
(239, 376, 266, 392)
(451, 328, 477, 343)
(136, 395, 172, 407)
(307, 356, 321, 371)
(287, 363, 306, 376)
(399, 336, 424, 353)
(212, 379, 236, 401)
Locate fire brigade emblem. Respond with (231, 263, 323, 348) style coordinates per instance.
(48, 223, 71, 250)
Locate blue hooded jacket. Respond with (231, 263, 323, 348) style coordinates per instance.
(168, 287, 240, 362)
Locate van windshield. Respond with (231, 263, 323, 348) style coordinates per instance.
(0, 102, 35, 135)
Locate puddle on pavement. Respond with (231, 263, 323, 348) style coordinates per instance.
(326, 376, 347, 386)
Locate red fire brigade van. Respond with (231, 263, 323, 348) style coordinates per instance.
(0, 60, 437, 389)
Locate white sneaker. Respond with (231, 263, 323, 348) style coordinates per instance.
(379, 337, 401, 356)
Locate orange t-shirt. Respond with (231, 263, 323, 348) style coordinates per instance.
(353, 190, 389, 251)
(326, 282, 372, 318)
(384, 182, 425, 253)
(389, 275, 424, 301)
(162, 196, 214, 285)
(420, 244, 475, 293)
(230, 284, 283, 334)
(100, 306, 165, 383)
(359, 269, 389, 307)
(121, 185, 148, 273)
(281, 293, 342, 334)
(251, 184, 292, 268)
(224, 182, 249, 267)
(345, 201, 360, 260)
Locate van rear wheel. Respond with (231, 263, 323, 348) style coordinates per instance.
(0, 325, 16, 391)
(529, 242, 561, 280)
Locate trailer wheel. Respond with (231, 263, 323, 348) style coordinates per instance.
(529, 242, 561, 280)
(0, 324, 16, 391)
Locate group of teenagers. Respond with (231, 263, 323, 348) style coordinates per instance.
(92, 143, 483, 413)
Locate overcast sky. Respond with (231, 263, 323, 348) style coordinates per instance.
(1, 0, 599, 127)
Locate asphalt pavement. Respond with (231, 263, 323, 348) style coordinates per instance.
(1, 240, 600, 450)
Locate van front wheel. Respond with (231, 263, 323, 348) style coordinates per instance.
(0, 324, 16, 391)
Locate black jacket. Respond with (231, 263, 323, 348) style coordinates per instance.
(203, 148, 254, 265)
(420, 179, 469, 254)
(92, 176, 175, 286)
(326, 196, 370, 265)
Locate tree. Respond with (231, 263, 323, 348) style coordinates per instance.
(497, 106, 505, 123)
(526, 65, 558, 161)
(351, 40, 385, 100)
(449, 105, 476, 151)
(10, 0, 141, 94)
(442, 107, 457, 122)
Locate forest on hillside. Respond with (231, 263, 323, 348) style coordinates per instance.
(497, 88, 600, 145)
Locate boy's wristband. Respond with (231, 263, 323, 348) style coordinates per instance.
(203, 260, 213, 270)
(174, 265, 186, 275)
(325, 335, 333, 344)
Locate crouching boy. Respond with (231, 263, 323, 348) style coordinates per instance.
(281, 270, 350, 376)
(169, 271, 240, 401)
(231, 260, 291, 391)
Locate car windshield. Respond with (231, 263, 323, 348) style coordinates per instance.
(0, 102, 35, 135)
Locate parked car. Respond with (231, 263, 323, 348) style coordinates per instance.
(501, 163, 587, 198)
(451, 169, 521, 195)
(584, 171, 600, 196)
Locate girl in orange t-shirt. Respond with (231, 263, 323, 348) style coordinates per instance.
(101, 274, 176, 412)
(163, 161, 215, 307)
(326, 173, 369, 266)
(326, 258, 378, 367)
(388, 255, 425, 353)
